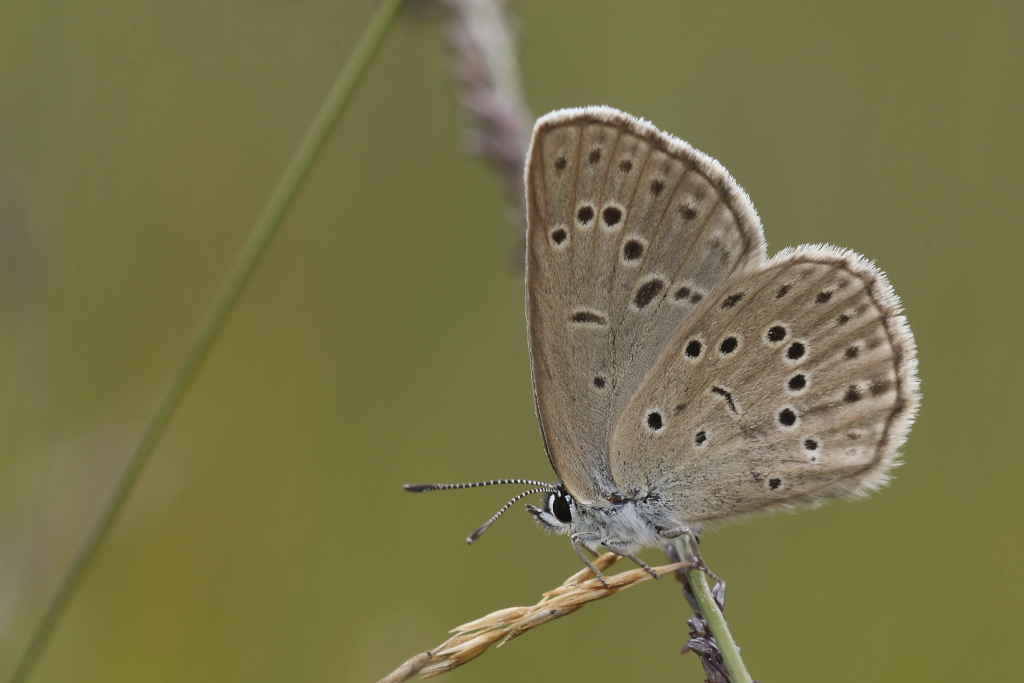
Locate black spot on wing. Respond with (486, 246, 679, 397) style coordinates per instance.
(571, 310, 607, 325)
(719, 336, 739, 355)
(602, 206, 622, 227)
(633, 278, 666, 309)
(622, 239, 644, 261)
(721, 292, 745, 309)
(710, 386, 738, 414)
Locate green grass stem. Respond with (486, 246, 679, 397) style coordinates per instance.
(686, 567, 754, 683)
(7, 1, 406, 681)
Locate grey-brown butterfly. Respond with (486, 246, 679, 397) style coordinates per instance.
(408, 106, 919, 580)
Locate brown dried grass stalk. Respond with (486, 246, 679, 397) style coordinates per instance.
(377, 553, 690, 682)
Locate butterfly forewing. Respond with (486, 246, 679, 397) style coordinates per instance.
(526, 107, 767, 503)
(608, 246, 918, 522)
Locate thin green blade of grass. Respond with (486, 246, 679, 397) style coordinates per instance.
(7, 1, 407, 681)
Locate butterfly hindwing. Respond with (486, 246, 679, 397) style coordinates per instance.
(608, 246, 919, 522)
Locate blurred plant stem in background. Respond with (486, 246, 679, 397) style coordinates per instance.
(435, 0, 533, 239)
(6, 1, 407, 681)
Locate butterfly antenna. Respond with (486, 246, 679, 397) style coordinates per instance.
(466, 487, 550, 544)
(403, 479, 556, 543)
(403, 478, 552, 492)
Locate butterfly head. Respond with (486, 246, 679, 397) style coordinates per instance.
(526, 483, 578, 534)
(526, 483, 667, 556)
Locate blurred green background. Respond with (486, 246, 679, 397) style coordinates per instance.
(1, 1, 1021, 681)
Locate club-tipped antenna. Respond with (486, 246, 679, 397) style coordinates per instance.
(403, 478, 552, 493)
(466, 487, 550, 544)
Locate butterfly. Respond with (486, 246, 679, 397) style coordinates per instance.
(408, 107, 919, 581)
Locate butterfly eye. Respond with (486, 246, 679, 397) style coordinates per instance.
(551, 492, 572, 524)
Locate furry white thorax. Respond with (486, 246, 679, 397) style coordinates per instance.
(528, 484, 680, 555)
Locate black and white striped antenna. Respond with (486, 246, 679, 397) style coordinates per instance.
(404, 478, 555, 543)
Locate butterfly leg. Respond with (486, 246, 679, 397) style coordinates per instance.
(570, 534, 610, 588)
(602, 541, 659, 580)
(668, 529, 721, 584)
